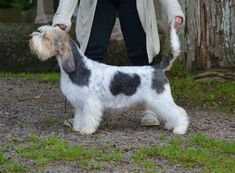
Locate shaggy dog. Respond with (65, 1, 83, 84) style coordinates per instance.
(29, 24, 189, 135)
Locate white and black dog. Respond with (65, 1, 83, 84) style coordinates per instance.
(29, 23, 189, 135)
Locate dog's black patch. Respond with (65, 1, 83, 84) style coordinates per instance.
(68, 41, 91, 86)
(151, 67, 168, 93)
(110, 71, 141, 96)
(160, 50, 174, 70)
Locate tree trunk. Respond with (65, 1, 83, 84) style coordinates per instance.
(179, 0, 235, 70)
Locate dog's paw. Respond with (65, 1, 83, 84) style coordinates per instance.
(73, 126, 80, 132)
(164, 122, 174, 130)
(78, 127, 96, 135)
(173, 125, 187, 135)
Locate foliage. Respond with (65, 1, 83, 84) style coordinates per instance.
(13, 0, 36, 10)
(133, 133, 235, 172)
(170, 76, 235, 113)
(167, 63, 235, 114)
(0, 0, 36, 10)
(0, 0, 15, 8)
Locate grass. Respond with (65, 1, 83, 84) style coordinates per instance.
(170, 76, 235, 113)
(0, 152, 25, 172)
(15, 135, 121, 171)
(159, 134, 167, 141)
(168, 63, 235, 114)
(133, 133, 235, 173)
(1, 133, 234, 172)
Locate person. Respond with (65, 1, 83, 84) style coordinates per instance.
(53, 0, 185, 127)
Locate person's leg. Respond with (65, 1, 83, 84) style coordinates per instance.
(118, 0, 159, 126)
(85, 0, 117, 62)
(118, 0, 150, 66)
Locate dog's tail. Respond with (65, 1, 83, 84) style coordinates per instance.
(160, 26, 181, 72)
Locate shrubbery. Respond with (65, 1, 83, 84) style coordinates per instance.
(0, 0, 36, 10)
(0, 0, 15, 8)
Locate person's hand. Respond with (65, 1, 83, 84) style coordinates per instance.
(55, 24, 66, 30)
(174, 16, 183, 32)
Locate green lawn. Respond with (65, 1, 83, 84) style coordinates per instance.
(133, 133, 235, 172)
(0, 152, 25, 172)
(1, 133, 235, 172)
(170, 77, 235, 114)
(14, 135, 121, 171)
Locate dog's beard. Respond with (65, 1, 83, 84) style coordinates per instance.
(30, 36, 55, 61)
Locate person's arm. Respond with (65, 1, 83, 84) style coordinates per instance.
(159, 0, 185, 31)
(52, 0, 78, 31)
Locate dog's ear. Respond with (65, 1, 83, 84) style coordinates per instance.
(57, 32, 75, 73)
(61, 52, 76, 74)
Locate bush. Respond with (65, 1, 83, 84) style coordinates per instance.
(13, 0, 36, 10)
(0, 0, 15, 8)
(0, 0, 36, 10)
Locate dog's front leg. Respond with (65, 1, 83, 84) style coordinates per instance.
(73, 98, 103, 135)
(73, 108, 82, 132)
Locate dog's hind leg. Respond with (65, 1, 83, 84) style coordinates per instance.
(146, 85, 189, 134)
(148, 100, 189, 134)
(163, 105, 188, 134)
(73, 97, 103, 135)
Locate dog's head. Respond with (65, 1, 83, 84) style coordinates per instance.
(29, 25, 75, 73)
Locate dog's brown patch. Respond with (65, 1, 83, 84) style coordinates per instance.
(40, 35, 54, 60)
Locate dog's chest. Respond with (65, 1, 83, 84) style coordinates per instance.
(60, 73, 86, 102)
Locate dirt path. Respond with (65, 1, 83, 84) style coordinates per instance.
(0, 77, 234, 172)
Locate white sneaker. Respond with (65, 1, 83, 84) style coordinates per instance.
(141, 111, 160, 126)
(64, 118, 74, 127)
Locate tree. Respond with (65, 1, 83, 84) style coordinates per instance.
(180, 0, 235, 70)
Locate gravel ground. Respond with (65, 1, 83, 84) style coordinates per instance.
(0, 77, 234, 172)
